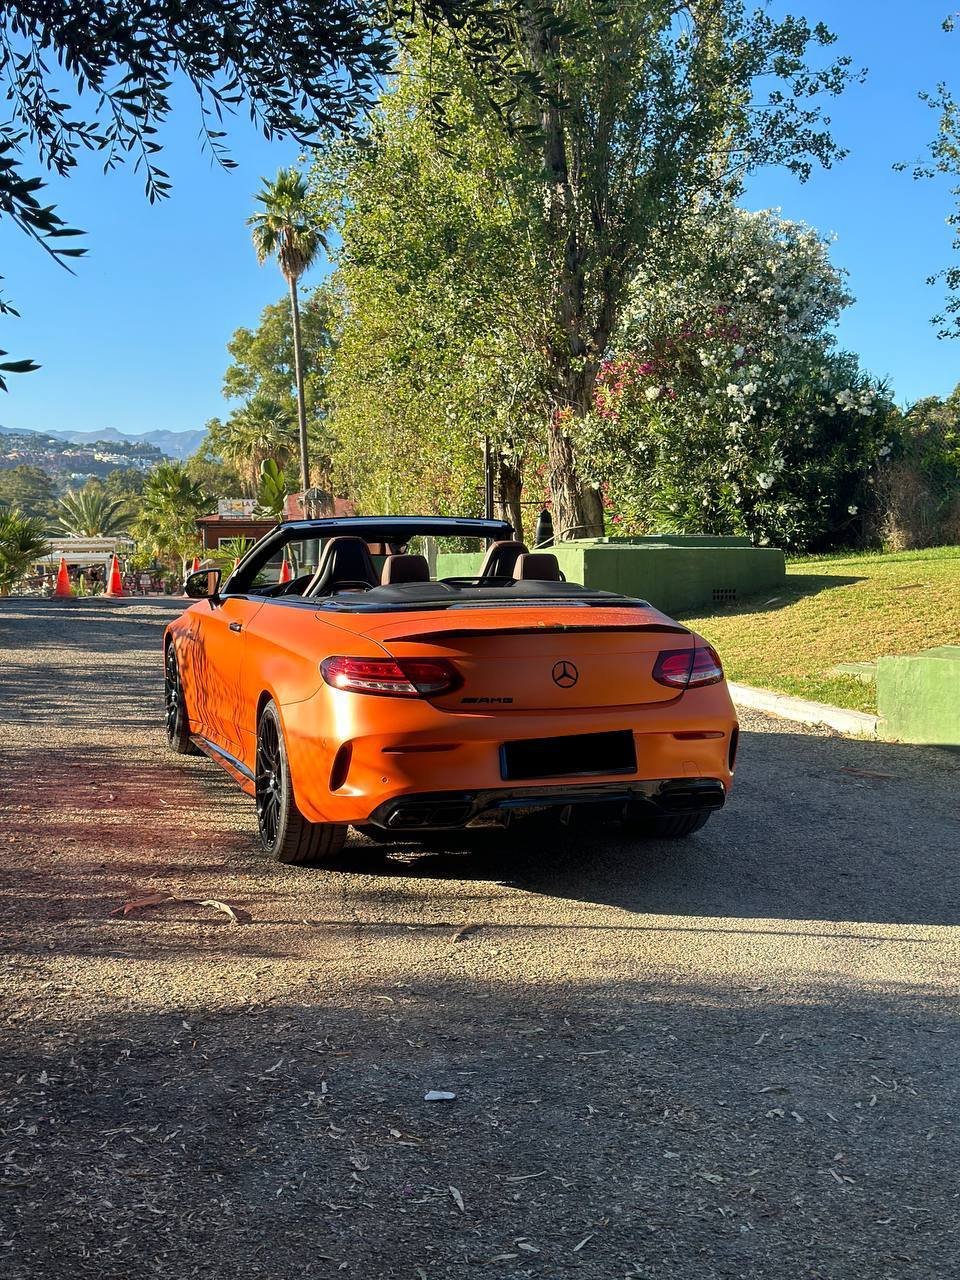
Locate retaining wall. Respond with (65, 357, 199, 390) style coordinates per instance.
(437, 536, 785, 615)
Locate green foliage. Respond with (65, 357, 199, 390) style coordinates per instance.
(580, 207, 897, 550)
(132, 463, 208, 568)
(55, 484, 131, 537)
(0, 465, 56, 521)
(256, 459, 289, 521)
(313, 69, 545, 523)
(184, 454, 244, 500)
(203, 398, 300, 493)
(249, 169, 325, 285)
(101, 468, 146, 501)
(222, 289, 335, 408)
(320, 6, 857, 534)
(0, 508, 49, 594)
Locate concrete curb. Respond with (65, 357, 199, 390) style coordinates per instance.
(728, 682, 881, 738)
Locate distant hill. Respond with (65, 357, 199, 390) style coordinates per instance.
(0, 424, 204, 459)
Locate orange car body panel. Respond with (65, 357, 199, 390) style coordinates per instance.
(166, 596, 738, 825)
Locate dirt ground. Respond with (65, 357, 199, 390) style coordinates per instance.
(1, 597, 958, 1279)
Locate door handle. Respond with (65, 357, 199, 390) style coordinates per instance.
(229, 621, 243, 633)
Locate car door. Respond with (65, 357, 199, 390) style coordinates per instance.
(191, 594, 265, 751)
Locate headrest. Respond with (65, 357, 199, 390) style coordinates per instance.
(513, 552, 562, 581)
(381, 553, 430, 585)
(478, 539, 528, 580)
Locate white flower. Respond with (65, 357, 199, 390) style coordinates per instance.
(757, 472, 775, 490)
(742, 382, 757, 396)
(726, 383, 741, 398)
(847, 504, 858, 515)
(644, 385, 660, 402)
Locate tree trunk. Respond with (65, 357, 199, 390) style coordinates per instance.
(288, 276, 311, 504)
(494, 449, 524, 539)
(547, 414, 604, 542)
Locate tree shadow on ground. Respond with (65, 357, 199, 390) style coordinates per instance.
(2, 979, 957, 1280)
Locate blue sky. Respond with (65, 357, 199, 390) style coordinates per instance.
(0, 0, 958, 438)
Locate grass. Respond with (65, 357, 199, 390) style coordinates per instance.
(678, 546, 960, 714)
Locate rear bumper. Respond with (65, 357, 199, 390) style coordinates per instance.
(365, 777, 726, 833)
(278, 681, 738, 825)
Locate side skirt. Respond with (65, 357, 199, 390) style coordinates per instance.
(191, 735, 256, 796)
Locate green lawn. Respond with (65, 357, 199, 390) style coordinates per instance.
(678, 546, 960, 713)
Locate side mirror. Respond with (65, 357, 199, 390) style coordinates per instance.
(184, 568, 221, 600)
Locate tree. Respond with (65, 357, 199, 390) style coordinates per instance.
(0, 509, 48, 595)
(102, 468, 146, 502)
(184, 454, 244, 501)
(580, 207, 895, 550)
(313, 72, 545, 530)
(213, 287, 338, 493)
(0, 466, 56, 521)
(132, 463, 208, 569)
(404, 4, 857, 537)
(56, 485, 130, 536)
(249, 169, 327, 498)
(203, 397, 300, 494)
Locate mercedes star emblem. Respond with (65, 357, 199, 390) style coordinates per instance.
(552, 660, 579, 688)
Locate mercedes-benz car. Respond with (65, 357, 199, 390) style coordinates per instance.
(163, 516, 738, 863)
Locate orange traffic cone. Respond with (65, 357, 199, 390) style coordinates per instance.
(278, 557, 293, 584)
(104, 554, 124, 598)
(191, 555, 201, 573)
(53, 556, 73, 598)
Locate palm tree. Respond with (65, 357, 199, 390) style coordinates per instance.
(0, 509, 49, 594)
(248, 168, 325, 503)
(56, 486, 129, 536)
(206, 396, 299, 494)
(133, 463, 208, 570)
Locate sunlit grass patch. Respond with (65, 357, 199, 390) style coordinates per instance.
(679, 546, 960, 714)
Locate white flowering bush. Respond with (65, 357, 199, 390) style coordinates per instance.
(579, 207, 897, 550)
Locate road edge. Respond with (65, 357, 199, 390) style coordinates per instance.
(728, 681, 881, 738)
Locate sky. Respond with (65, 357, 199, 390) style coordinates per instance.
(0, 0, 958, 438)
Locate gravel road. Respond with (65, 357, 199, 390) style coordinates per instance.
(1, 598, 958, 1280)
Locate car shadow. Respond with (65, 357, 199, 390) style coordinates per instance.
(349, 724, 960, 929)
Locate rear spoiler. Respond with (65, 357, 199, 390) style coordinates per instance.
(382, 622, 691, 642)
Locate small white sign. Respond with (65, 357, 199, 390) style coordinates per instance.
(217, 498, 257, 517)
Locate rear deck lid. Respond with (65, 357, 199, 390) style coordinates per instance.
(365, 606, 692, 710)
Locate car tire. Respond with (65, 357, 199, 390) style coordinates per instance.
(164, 643, 199, 755)
(623, 811, 712, 839)
(255, 701, 347, 864)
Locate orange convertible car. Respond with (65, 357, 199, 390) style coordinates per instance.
(163, 516, 738, 863)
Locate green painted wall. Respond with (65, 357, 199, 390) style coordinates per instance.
(877, 646, 960, 746)
(436, 537, 785, 614)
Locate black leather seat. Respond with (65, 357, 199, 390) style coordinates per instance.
(304, 537, 379, 596)
(477, 540, 528, 580)
(513, 552, 563, 581)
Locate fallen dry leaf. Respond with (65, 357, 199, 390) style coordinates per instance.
(449, 1185, 465, 1213)
(111, 892, 173, 917)
(111, 893, 251, 924)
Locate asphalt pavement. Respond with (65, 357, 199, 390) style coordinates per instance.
(0, 598, 958, 1280)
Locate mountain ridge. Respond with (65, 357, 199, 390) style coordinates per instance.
(0, 424, 204, 459)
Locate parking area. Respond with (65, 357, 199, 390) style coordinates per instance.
(1, 598, 958, 1279)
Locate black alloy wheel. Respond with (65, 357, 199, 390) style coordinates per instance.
(255, 701, 347, 864)
(164, 644, 199, 755)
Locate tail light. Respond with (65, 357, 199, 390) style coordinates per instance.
(320, 656, 462, 698)
(653, 645, 724, 690)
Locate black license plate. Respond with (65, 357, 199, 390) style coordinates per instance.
(500, 730, 637, 782)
